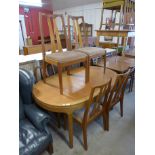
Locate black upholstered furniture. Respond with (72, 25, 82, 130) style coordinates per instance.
(19, 68, 53, 155)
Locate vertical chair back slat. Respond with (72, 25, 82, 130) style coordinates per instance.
(75, 19, 83, 48)
(47, 16, 57, 53)
(68, 15, 88, 50)
(108, 69, 130, 108)
(83, 79, 111, 123)
(39, 13, 68, 54)
(53, 18, 63, 52)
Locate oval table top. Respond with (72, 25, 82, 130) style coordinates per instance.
(33, 66, 117, 113)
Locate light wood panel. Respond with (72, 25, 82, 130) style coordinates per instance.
(23, 43, 52, 55)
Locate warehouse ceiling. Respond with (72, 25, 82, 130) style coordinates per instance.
(51, 0, 102, 10)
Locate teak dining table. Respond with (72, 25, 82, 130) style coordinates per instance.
(32, 66, 117, 148)
(97, 56, 135, 74)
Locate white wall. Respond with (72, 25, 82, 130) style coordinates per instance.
(54, 2, 112, 37)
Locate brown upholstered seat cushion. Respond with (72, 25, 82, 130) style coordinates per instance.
(75, 47, 106, 57)
(73, 103, 102, 123)
(45, 51, 87, 64)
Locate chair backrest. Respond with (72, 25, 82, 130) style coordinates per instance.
(19, 68, 35, 105)
(83, 79, 111, 123)
(108, 69, 130, 108)
(39, 13, 69, 57)
(67, 15, 88, 50)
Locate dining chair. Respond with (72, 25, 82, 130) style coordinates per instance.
(73, 79, 111, 150)
(67, 15, 106, 78)
(108, 69, 130, 116)
(39, 13, 89, 94)
(99, 69, 130, 132)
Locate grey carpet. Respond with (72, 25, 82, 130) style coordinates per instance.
(42, 87, 135, 155)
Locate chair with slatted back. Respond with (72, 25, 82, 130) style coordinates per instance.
(67, 15, 106, 78)
(99, 69, 130, 132)
(73, 79, 111, 150)
(108, 69, 130, 116)
(39, 13, 89, 94)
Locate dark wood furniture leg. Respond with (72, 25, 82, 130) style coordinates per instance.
(68, 113, 73, 148)
(82, 124, 88, 150)
(47, 143, 53, 154)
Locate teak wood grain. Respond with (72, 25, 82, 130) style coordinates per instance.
(97, 56, 135, 73)
(32, 66, 117, 148)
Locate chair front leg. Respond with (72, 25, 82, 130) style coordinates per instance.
(57, 63, 63, 95)
(103, 110, 109, 131)
(82, 124, 88, 150)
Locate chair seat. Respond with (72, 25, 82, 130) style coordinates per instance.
(75, 47, 106, 57)
(45, 51, 87, 64)
(73, 103, 102, 123)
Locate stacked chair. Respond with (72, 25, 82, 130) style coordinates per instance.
(39, 13, 89, 95)
(67, 15, 106, 75)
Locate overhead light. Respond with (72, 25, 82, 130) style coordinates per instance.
(19, 0, 42, 7)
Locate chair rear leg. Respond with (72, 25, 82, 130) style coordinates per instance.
(47, 143, 53, 154)
(120, 99, 123, 117)
(56, 113, 61, 128)
(131, 77, 134, 92)
(128, 78, 132, 92)
(63, 114, 67, 130)
(103, 111, 109, 131)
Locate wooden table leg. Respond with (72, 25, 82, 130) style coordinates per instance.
(58, 63, 63, 95)
(68, 113, 73, 148)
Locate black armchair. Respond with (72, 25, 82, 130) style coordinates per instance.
(19, 68, 53, 155)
